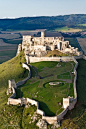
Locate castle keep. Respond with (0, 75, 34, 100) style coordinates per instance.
(17, 32, 81, 57)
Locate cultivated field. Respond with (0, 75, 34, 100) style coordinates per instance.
(0, 31, 22, 44)
(54, 27, 82, 32)
(77, 38, 86, 55)
(0, 39, 18, 64)
(17, 61, 75, 116)
(78, 23, 86, 26)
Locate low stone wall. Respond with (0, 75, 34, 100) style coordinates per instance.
(57, 107, 68, 120)
(7, 63, 31, 105)
(42, 116, 57, 124)
(7, 98, 21, 105)
(16, 63, 31, 87)
(7, 56, 81, 124)
(27, 98, 38, 107)
(67, 58, 78, 110)
(28, 56, 74, 63)
(37, 109, 45, 116)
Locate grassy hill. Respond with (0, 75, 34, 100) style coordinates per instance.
(0, 14, 86, 31)
(0, 51, 29, 129)
(0, 50, 86, 128)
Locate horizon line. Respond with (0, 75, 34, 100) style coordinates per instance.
(0, 13, 86, 19)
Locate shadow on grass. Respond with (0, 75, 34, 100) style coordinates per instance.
(30, 65, 38, 77)
(39, 101, 55, 116)
(15, 88, 23, 99)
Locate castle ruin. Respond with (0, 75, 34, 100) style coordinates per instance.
(17, 32, 81, 57)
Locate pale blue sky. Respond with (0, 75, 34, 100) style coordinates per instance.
(0, 0, 86, 18)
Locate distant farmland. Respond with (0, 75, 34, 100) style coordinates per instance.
(77, 38, 86, 55)
(0, 39, 18, 64)
(54, 27, 82, 32)
(64, 38, 80, 50)
(0, 32, 22, 44)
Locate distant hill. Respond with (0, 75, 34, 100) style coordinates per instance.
(0, 14, 86, 31)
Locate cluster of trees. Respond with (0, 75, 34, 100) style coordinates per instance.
(0, 14, 86, 31)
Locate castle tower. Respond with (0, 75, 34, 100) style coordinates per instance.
(41, 32, 45, 38)
(41, 32, 45, 44)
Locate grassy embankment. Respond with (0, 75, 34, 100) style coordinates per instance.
(0, 51, 40, 129)
(17, 61, 75, 116)
(45, 50, 68, 57)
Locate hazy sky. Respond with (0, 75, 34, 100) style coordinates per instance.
(0, 0, 86, 18)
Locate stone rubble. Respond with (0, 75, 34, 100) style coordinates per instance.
(36, 119, 47, 129)
(51, 121, 60, 129)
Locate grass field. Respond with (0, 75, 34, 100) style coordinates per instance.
(78, 24, 86, 26)
(57, 72, 71, 79)
(0, 33, 21, 39)
(54, 27, 82, 32)
(17, 61, 75, 116)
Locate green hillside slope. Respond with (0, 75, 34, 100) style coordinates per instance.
(0, 51, 29, 129)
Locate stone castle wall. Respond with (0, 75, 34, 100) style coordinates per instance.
(16, 63, 31, 87)
(7, 56, 82, 124)
(28, 56, 74, 63)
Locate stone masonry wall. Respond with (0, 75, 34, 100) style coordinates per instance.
(28, 56, 74, 63)
(7, 55, 82, 124)
(16, 63, 31, 87)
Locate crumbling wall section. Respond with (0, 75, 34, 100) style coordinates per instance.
(6, 56, 81, 124)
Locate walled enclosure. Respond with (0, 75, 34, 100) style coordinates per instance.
(6, 54, 83, 124)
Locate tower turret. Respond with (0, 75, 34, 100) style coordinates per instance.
(41, 32, 45, 38)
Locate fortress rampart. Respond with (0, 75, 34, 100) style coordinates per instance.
(6, 55, 82, 124)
